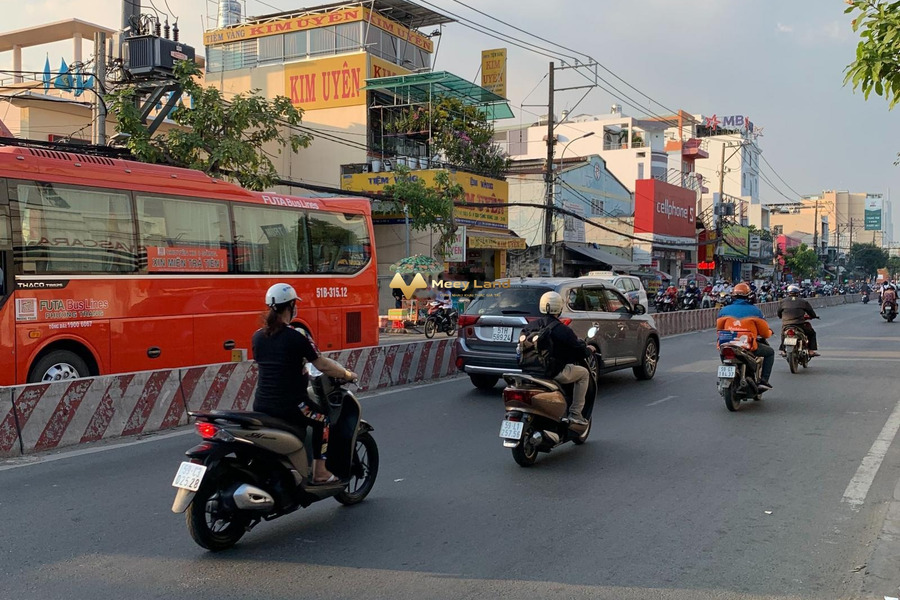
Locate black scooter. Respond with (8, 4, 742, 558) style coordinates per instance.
(170, 368, 378, 551)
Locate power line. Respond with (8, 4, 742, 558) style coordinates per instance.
(759, 153, 803, 198)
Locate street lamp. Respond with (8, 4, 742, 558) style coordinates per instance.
(557, 131, 595, 172)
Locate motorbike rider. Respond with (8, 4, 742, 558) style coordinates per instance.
(716, 282, 775, 391)
(252, 284, 359, 485)
(883, 283, 898, 313)
(712, 279, 727, 295)
(534, 291, 593, 426)
(684, 280, 701, 303)
(777, 284, 820, 357)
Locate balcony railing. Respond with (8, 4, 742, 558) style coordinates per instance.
(603, 140, 646, 151)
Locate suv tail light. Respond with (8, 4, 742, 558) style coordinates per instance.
(559, 318, 572, 326)
(458, 315, 479, 328)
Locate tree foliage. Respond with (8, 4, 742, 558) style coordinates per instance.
(784, 243, 820, 280)
(848, 242, 889, 274)
(887, 255, 900, 277)
(382, 166, 465, 257)
(845, 1, 900, 109)
(107, 61, 312, 190)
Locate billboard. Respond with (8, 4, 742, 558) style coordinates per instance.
(865, 197, 883, 231)
(285, 54, 366, 110)
(481, 48, 507, 97)
(721, 225, 750, 258)
(562, 201, 585, 243)
(634, 179, 697, 239)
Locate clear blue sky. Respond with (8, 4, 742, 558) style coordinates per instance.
(3, 0, 899, 240)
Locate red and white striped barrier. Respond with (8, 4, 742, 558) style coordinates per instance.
(0, 338, 457, 457)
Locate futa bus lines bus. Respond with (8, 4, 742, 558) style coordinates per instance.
(0, 146, 377, 385)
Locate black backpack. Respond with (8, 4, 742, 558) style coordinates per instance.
(518, 319, 561, 378)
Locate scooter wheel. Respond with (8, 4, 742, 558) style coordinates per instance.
(512, 428, 538, 467)
(336, 432, 379, 506)
(186, 479, 250, 551)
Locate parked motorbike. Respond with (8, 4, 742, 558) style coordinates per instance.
(716, 331, 769, 412)
(170, 368, 378, 551)
(424, 301, 458, 338)
(882, 301, 898, 323)
(782, 317, 815, 373)
(499, 329, 599, 466)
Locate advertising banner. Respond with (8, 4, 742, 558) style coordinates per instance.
(446, 226, 466, 262)
(146, 247, 229, 273)
(721, 225, 750, 259)
(481, 48, 507, 97)
(562, 201, 585, 243)
(341, 170, 508, 229)
(634, 179, 697, 239)
(204, 7, 433, 52)
(467, 235, 525, 250)
(285, 54, 366, 110)
(865, 198, 883, 231)
(370, 55, 411, 79)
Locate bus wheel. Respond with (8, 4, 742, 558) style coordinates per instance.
(30, 350, 89, 383)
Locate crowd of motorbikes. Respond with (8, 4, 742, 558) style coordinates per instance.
(653, 281, 859, 312)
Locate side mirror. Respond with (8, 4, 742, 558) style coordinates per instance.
(633, 303, 647, 315)
(587, 326, 598, 338)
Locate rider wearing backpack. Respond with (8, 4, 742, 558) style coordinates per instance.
(520, 291, 593, 426)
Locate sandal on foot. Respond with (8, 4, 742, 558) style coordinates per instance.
(311, 474, 340, 485)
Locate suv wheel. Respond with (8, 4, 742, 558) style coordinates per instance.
(633, 338, 659, 381)
(469, 374, 499, 390)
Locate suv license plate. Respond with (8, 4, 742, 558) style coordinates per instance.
(717, 365, 736, 378)
(492, 326, 513, 342)
(499, 420, 524, 439)
(784, 337, 798, 346)
(172, 461, 207, 492)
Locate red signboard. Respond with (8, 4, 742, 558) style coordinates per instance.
(147, 246, 229, 273)
(634, 179, 698, 239)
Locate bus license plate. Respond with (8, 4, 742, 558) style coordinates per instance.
(784, 338, 798, 346)
(172, 462, 207, 492)
(717, 365, 736, 378)
(492, 327, 513, 342)
(499, 420, 524, 439)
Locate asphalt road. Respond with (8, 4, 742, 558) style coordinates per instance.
(2, 301, 900, 600)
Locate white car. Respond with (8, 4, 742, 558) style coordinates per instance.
(582, 272, 649, 312)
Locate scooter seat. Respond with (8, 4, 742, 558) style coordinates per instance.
(502, 373, 561, 392)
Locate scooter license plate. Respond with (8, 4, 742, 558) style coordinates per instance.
(172, 461, 207, 492)
(784, 337, 798, 346)
(499, 420, 524, 439)
(717, 365, 736, 378)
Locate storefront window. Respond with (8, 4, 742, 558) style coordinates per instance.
(310, 27, 336, 56)
(258, 34, 284, 63)
(284, 30, 308, 59)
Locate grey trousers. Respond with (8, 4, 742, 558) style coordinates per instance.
(554, 364, 590, 416)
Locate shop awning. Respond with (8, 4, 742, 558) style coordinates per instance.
(467, 230, 526, 250)
(362, 71, 515, 120)
(564, 243, 638, 270)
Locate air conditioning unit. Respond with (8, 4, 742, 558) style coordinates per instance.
(125, 35, 196, 77)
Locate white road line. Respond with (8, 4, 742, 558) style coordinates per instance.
(842, 398, 900, 509)
(647, 395, 677, 407)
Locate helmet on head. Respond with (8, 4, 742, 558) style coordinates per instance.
(787, 284, 801, 295)
(266, 283, 300, 309)
(689, 280, 697, 287)
(539, 291, 564, 316)
(733, 283, 751, 299)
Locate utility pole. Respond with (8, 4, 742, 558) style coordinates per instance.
(813, 199, 819, 253)
(715, 143, 726, 279)
(849, 217, 853, 249)
(542, 62, 555, 270)
(91, 32, 107, 146)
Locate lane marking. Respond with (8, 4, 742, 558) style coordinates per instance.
(842, 398, 900, 509)
(0, 376, 467, 472)
(647, 395, 677, 407)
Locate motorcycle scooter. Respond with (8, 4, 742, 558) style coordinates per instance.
(499, 327, 599, 466)
(170, 366, 378, 551)
(782, 315, 818, 373)
(716, 330, 769, 412)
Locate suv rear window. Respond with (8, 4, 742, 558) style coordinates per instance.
(464, 286, 552, 316)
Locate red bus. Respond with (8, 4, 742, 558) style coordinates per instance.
(0, 146, 377, 385)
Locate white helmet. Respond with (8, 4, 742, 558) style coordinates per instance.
(539, 291, 564, 316)
(266, 283, 299, 308)
(787, 284, 801, 295)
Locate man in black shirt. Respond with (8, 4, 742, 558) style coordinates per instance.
(536, 291, 593, 426)
(777, 284, 819, 356)
(253, 283, 358, 484)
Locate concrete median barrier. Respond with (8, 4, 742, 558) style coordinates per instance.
(0, 338, 457, 457)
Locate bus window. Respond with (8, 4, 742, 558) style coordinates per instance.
(136, 194, 232, 273)
(11, 182, 137, 273)
(232, 204, 311, 274)
(308, 212, 371, 274)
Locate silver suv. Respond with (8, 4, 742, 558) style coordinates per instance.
(455, 278, 660, 390)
